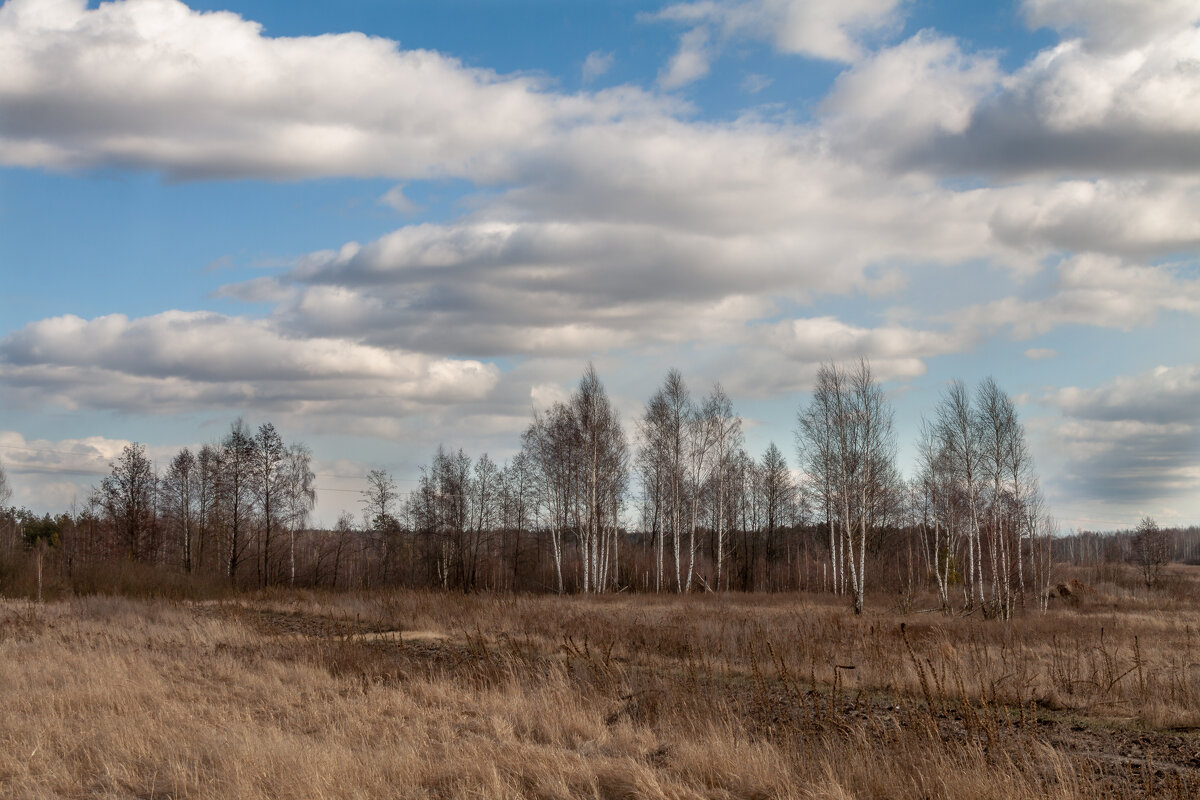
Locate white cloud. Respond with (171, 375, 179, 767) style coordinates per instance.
(0, 0, 655, 180)
(760, 316, 967, 363)
(1022, 0, 1200, 52)
(651, 0, 905, 64)
(1045, 363, 1200, 506)
(821, 31, 1000, 155)
(582, 50, 614, 82)
(266, 182, 1005, 357)
(894, 26, 1200, 175)
(0, 311, 499, 415)
(948, 255, 1200, 339)
(1024, 348, 1057, 360)
(379, 184, 419, 213)
(1054, 362, 1200, 425)
(0, 430, 129, 477)
(988, 179, 1200, 259)
(0, 430, 182, 513)
(212, 276, 296, 304)
(741, 73, 772, 93)
(727, 315, 973, 394)
(659, 27, 713, 89)
(530, 381, 572, 410)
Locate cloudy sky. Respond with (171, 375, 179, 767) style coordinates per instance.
(1, 0, 1197, 530)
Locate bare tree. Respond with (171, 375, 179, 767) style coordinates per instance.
(934, 380, 984, 611)
(0, 457, 11, 507)
(363, 469, 398, 529)
(1132, 516, 1168, 589)
(683, 385, 717, 592)
(707, 384, 742, 591)
(500, 450, 537, 589)
(100, 443, 157, 562)
(524, 404, 575, 594)
(915, 417, 958, 611)
(797, 364, 844, 597)
(222, 419, 256, 587)
(163, 448, 197, 573)
(1004, 406, 1036, 610)
(252, 423, 285, 587)
(21, 511, 60, 602)
(978, 377, 1020, 619)
(795, 360, 895, 614)
(638, 387, 672, 592)
(1031, 502, 1055, 613)
(760, 442, 794, 564)
(195, 443, 222, 574)
(565, 365, 627, 593)
(642, 370, 691, 592)
(472, 453, 501, 589)
(282, 443, 316, 587)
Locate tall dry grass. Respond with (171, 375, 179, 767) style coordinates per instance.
(2, 565, 1199, 798)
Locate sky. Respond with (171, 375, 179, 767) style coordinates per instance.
(0, 0, 1197, 531)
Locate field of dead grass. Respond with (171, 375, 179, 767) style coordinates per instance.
(3, 566, 1200, 798)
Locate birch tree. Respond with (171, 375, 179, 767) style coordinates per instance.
(523, 403, 576, 594)
(683, 387, 717, 592)
(638, 388, 673, 592)
(795, 360, 895, 614)
(570, 365, 627, 593)
(282, 443, 316, 587)
(706, 383, 742, 590)
(934, 381, 985, 611)
(797, 365, 843, 596)
(642, 370, 690, 592)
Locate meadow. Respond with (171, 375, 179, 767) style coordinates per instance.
(3, 565, 1200, 799)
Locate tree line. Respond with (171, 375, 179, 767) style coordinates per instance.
(0, 360, 1100, 615)
(0, 419, 316, 591)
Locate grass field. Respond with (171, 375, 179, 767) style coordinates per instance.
(3, 565, 1200, 798)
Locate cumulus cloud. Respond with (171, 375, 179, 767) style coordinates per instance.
(0, 0, 657, 180)
(947, 255, 1200, 339)
(760, 315, 968, 365)
(1054, 363, 1200, 425)
(582, 50, 615, 82)
(379, 185, 420, 214)
(659, 27, 713, 89)
(726, 315, 974, 394)
(1022, 0, 1200, 52)
(988, 179, 1200, 259)
(741, 73, 772, 93)
(0, 430, 129, 478)
(650, 0, 904, 65)
(1047, 363, 1200, 504)
(265, 179, 1005, 358)
(0, 311, 499, 414)
(822, 31, 1001, 154)
(0, 430, 178, 512)
(893, 25, 1200, 175)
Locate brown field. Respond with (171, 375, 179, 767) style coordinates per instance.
(4, 565, 1200, 799)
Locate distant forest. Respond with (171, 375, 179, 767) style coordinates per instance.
(0, 360, 1192, 614)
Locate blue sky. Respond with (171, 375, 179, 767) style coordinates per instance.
(1, 0, 1198, 530)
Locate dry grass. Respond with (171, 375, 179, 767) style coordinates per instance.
(3, 567, 1200, 798)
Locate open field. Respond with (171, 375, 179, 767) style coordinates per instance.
(4, 566, 1200, 799)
